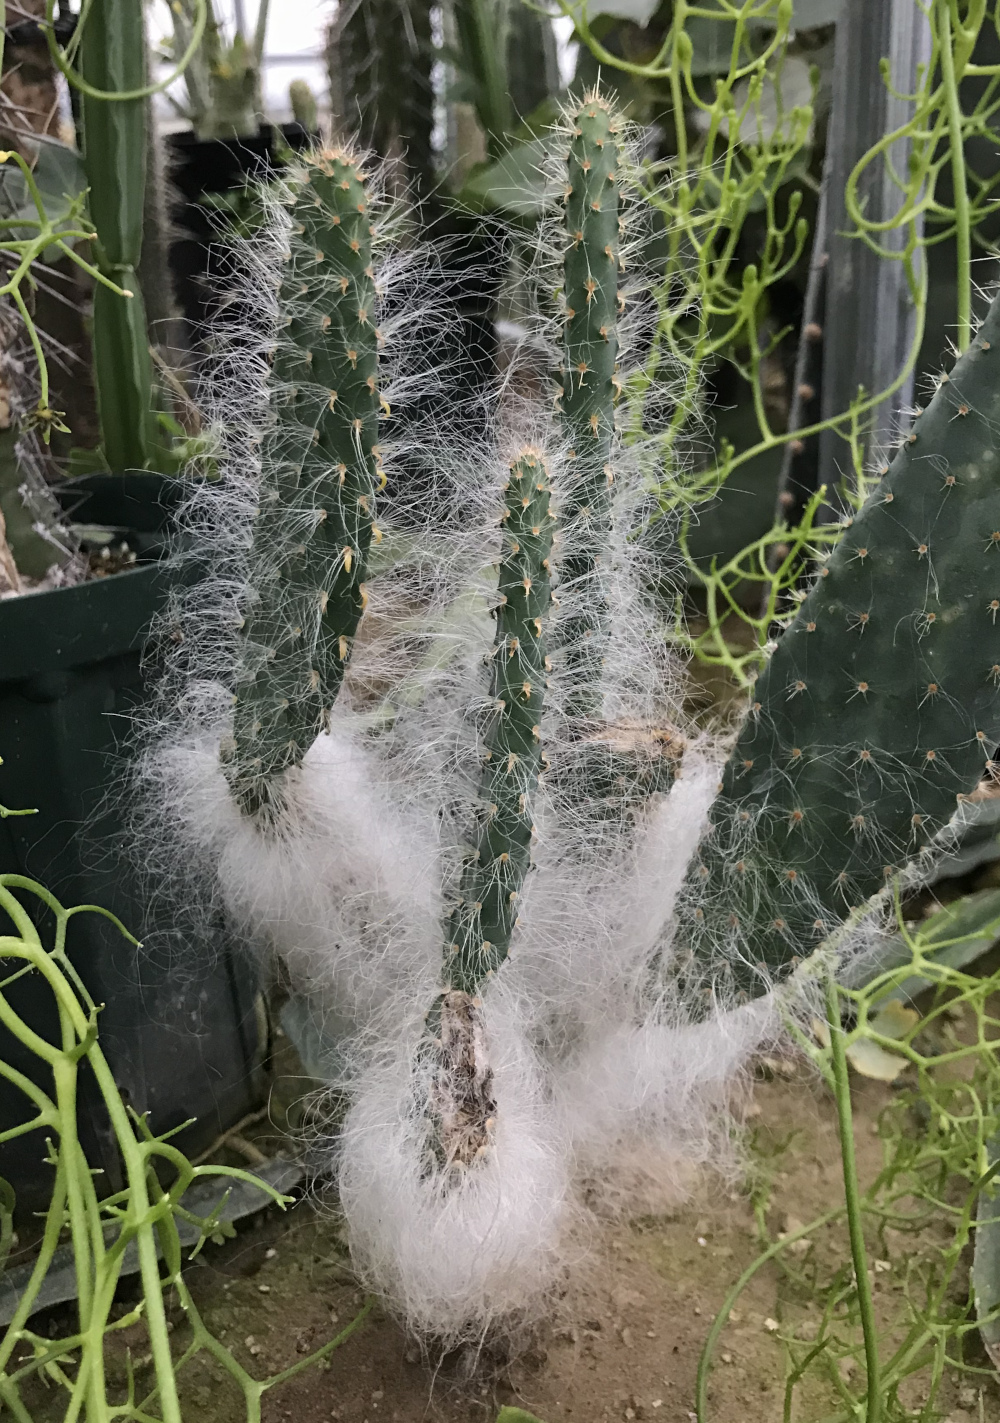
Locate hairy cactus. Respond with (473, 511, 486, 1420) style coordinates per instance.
(446, 448, 555, 994)
(227, 149, 380, 817)
(557, 93, 622, 716)
(430, 447, 554, 1167)
(682, 294, 1000, 1001)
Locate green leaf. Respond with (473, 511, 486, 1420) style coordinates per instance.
(458, 132, 555, 220)
(0, 142, 88, 248)
(496, 1410, 549, 1423)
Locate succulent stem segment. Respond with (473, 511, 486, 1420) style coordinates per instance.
(446, 448, 555, 992)
(683, 293, 1000, 1002)
(80, 0, 157, 472)
(227, 149, 380, 817)
(558, 93, 621, 718)
(429, 448, 554, 1168)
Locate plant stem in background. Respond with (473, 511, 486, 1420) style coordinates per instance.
(939, 0, 973, 353)
(79, 0, 156, 470)
(327, 0, 435, 200)
(452, 0, 513, 161)
(825, 973, 881, 1423)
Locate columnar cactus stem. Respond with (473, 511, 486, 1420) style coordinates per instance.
(228, 149, 381, 817)
(429, 447, 554, 1169)
(446, 447, 555, 994)
(683, 293, 1000, 1001)
(558, 92, 621, 717)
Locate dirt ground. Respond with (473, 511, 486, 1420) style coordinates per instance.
(64, 1058, 995, 1423)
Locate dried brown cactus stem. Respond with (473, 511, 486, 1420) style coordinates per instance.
(425, 990, 496, 1170)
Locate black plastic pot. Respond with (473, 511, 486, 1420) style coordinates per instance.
(166, 121, 313, 335)
(0, 475, 262, 1213)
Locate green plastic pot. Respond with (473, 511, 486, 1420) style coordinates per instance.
(0, 475, 263, 1213)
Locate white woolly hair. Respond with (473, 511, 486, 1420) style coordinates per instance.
(338, 985, 574, 1347)
(131, 121, 781, 1348)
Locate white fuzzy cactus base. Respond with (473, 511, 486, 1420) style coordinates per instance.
(144, 717, 782, 1346)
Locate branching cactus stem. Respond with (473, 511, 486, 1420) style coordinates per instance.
(558, 92, 622, 717)
(227, 148, 381, 817)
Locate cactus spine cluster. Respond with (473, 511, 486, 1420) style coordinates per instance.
(227, 150, 380, 817)
(683, 297, 1000, 1001)
(558, 94, 622, 716)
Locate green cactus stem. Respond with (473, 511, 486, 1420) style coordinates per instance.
(445, 447, 555, 995)
(427, 447, 554, 1169)
(227, 149, 381, 817)
(683, 292, 1000, 1002)
(80, 0, 158, 472)
(557, 92, 622, 718)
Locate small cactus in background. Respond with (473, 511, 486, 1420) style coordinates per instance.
(680, 297, 1000, 1002)
(288, 79, 319, 133)
(226, 148, 381, 817)
(557, 94, 621, 717)
(327, 0, 435, 201)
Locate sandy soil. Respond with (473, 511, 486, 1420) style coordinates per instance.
(72, 1063, 997, 1423)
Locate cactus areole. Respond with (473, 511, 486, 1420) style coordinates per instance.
(228, 149, 380, 817)
(685, 297, 1000, 1001)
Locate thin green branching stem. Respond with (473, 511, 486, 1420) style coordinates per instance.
(574, 0, 1000, 683)
(41, 0, 208, 101)
(0, 874, 370, 1421)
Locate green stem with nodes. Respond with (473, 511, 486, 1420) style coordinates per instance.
(694, 1207, 845, 1422)
(826, 973, 881, 1423)
(0, 147, 132, 441)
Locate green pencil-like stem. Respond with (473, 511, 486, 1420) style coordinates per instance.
(228, 148, 381, 817)
(826, 974, 881, 1423)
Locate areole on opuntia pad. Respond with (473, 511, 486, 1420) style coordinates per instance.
(681, 297, 1000, 1001)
